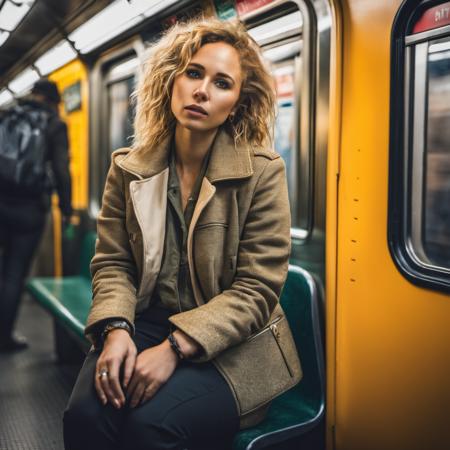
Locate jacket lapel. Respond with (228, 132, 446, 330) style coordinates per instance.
(187, 177, 216, 305)
(117, 127, 254, 182)
(129, 169, 169, 299)
(116, 127, 255, 302)
(205, 129, 253, 183)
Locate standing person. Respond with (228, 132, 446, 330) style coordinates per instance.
(64, 18, 301, 450)
(0, 79, 73, 352)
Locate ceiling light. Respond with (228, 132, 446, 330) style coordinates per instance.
(108, 57, 140, 80)
(248, 11, 302, 44)
(429, 40, 450, 53)
(69, 0, 178, 55)
(0, 0, 35, 32)
(8, 67, 40, 95)
(35, 40, 77, 75)
(429, 50, 450, 62)
(0, 89, 13, 107)
(264, 41, 302, 63)
(273, 65, 295, 76)
(0, 30, 9, 46)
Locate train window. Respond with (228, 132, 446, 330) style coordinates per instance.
(107, 76, 135, 150)
(390, 0, 450, 292)
(421, 38, 450, 267)
(90, 46, 142, 215)
(105, 57, 138, 155)
(247, 6, 307, 234)
(266, 44, 301, 210)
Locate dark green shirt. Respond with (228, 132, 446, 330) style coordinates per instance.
(152, 142, 211, 312)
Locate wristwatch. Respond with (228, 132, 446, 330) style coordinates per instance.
(101, 320, 132, 342)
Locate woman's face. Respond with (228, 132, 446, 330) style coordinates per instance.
(171, 41, 242, 133)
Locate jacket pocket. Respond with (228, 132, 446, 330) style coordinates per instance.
(248, 316, 294, 377)
(214, 314, 302, 416)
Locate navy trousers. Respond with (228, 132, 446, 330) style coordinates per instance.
(0, 198, 47, 343)
(63, 306, 239, 450)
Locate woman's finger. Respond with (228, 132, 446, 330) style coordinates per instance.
(129, 380, 145, 408)
(126, 373, 138, 401)
(122, 350, 136, 390)
(94, 364, 108, 405)
(107, 358, 125, 408)
(99, 363, 117, 406)
(140, 382, 159, 405)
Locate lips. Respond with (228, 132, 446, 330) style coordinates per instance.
(185, 104, 208, 115)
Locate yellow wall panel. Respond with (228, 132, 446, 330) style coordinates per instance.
(49, 59, 89, 210)
(330, 1, 450, 449)
(48, 59, 89, 276)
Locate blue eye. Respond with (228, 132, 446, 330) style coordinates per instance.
(185, 68, 230, 89)
(215, 79, 230, 89)
(186, 69, 200, 78)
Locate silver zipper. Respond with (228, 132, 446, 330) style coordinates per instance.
(247, 316, 283, 341)
(270, 322, 294, 377)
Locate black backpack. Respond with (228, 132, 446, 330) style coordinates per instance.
(0, 104, 51, 195)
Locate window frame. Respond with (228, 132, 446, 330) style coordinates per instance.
(104, 58, 138, 172)
(88, 38, 144, 217)
(389, 0, 450, 293)
(244, 0, 316, 239)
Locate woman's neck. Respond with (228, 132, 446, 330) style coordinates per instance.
(174, 125, 217, 171)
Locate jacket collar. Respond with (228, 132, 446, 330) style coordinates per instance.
(118, 127, 253, 183)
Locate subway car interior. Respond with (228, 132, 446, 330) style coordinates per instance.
(0, 0, 449, 449)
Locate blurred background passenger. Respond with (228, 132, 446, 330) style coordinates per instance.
(0, 79, 72, 352)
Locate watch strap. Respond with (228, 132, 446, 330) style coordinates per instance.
(101, 320, 132, 342)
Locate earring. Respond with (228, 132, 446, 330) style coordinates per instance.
(229, 112, 235, 121)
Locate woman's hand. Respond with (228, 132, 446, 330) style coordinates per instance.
(126, 340, 178, 408)
(95, 329, 137, 408)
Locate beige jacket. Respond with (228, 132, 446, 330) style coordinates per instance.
(86, 128, 302, 428)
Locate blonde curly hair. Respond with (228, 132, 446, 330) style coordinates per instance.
(132, 17, 276, 151)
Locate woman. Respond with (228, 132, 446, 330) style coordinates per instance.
(64, 18, 301, 450)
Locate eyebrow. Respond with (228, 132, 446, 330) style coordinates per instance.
(188, 62, 236, 85)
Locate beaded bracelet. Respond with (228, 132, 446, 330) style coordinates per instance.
(168, 333, 184, 360)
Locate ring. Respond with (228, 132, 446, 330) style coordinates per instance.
(98, 369, 108, 379)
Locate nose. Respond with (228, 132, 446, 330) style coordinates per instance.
(193, 79, 209, 102)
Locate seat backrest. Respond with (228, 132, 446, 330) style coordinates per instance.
(279, 265, 325, 416)
(79, 232, 97, 280)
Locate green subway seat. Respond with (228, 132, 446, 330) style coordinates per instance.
(233, 265, 325, 450)
(26, 231, 96, 346)
(27, 276, 92, 340)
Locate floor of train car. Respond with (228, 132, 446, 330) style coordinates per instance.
(0, 294, 81, 450)
(0, 295, 323, 450)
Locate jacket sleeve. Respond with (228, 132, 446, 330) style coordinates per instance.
(169, 156, 291, 361)
(48, 119, 73, 217)
(85, 153, 138, 344)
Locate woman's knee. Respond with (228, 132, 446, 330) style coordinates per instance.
(123, 410, 185, 450)
(64, 397, 123, 450)
(63, 395, 100, 434)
